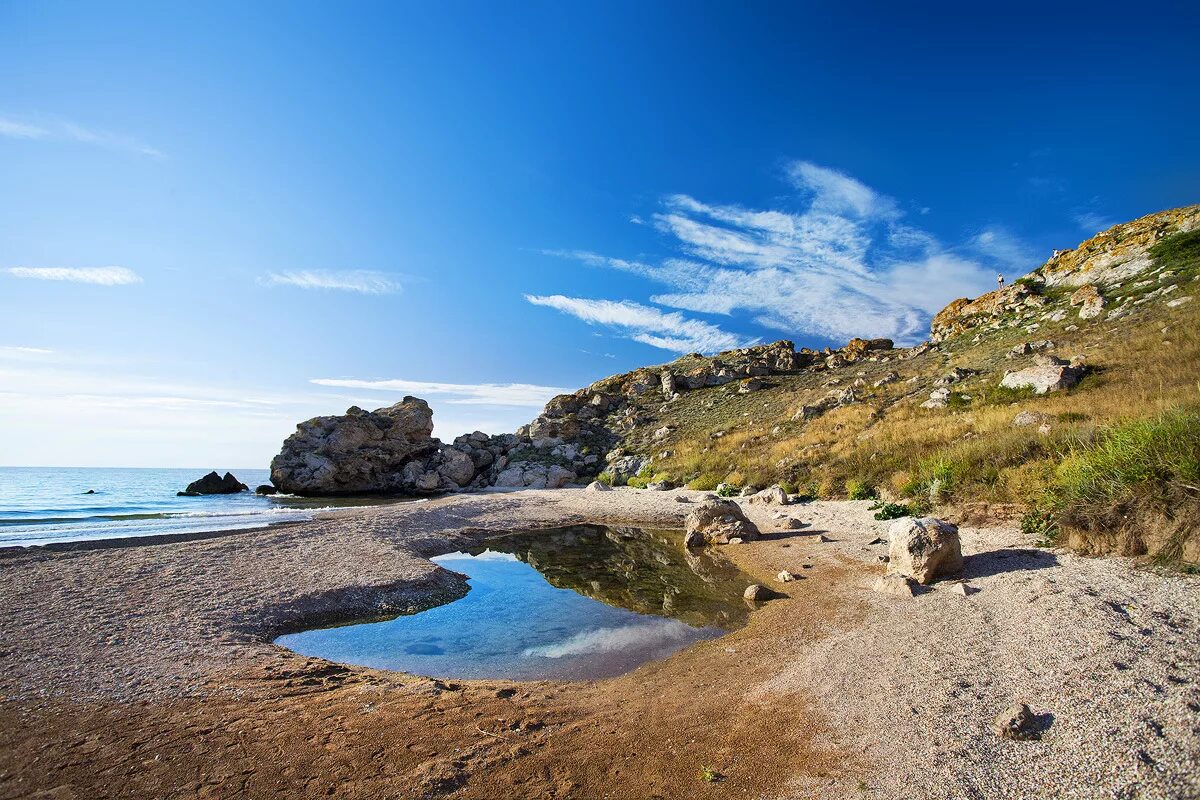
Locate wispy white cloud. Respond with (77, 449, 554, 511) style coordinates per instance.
(971, 227, 1039, 273)
(524, 294, 751, 354)
(260, 270, 401, 294)
(5, 266, 142, 285)
(1073, 211, 1115, 234)
(0, 115, 164, 158)
(0, 345, 54, 356)
(541, 160, 1019, 344)
(308, 378, 567, 407)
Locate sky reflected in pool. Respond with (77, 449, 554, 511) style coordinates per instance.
(275, 526, 750, 680)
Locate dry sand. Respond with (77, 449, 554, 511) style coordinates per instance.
(0, 489, 1196, 799)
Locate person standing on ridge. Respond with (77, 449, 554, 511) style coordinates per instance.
(997, 273, 1005, 289)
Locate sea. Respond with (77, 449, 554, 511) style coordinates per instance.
(0, 466, 395, 548)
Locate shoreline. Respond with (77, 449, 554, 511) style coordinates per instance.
(1, 489, 1197, 799)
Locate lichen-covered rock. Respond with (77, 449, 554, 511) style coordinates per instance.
(1070, 284, 1106, 319)
(887, 517, 963, 584)
(684, 499, 760, 545)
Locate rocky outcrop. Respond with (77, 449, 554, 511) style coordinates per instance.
(886, 517, 962, 584)
(1070, 284, 1106, 319)
(1000, 354, 1086, 395)
(178, 471, 247, 496)
(493, 462, 577, 489)
(684, 499, 760, 545)
(930, 206, 1200, 343)
(1038, 205, 1200, 288)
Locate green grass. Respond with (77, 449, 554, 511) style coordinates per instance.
(1034, 406, 1200, 563)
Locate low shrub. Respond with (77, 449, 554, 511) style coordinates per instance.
(716, 483, 740, 497)
(687, 473, 722, 491)
(846, 478, 877, 500)
(870, 500, 911, 520)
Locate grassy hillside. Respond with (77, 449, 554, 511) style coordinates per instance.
(581, 212, 1200, 565)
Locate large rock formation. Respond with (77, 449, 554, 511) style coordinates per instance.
(270, 398, 441, 495)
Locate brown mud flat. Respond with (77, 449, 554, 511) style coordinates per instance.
(1, 490, 1198, 799)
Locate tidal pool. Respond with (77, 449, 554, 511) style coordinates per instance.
(275, 525, 751, 680)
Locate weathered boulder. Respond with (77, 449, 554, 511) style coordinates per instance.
(684, 499, 760, 545)
(748, 485, 790, 505)
(178, 471, 247, 496)
(1000, 354, 1086, 395)
(254, 484, 278, 495)
(743, 584, 771, 601)
(887, 517, 963, 584)
(585, 480, 612, 492)
(270, 398, 442, 495)
(921, 388, 951, 409)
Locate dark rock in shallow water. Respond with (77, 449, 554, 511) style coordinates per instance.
(255, 484, 278, 495)
(178, 471, 248, 496)
(84, 489, 95, 494)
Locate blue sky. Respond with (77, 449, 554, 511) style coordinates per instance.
(1, 0, 1197, 467)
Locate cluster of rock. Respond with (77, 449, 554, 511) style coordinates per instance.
(269, 396, 586, 495)
(682, 499, 760, 546)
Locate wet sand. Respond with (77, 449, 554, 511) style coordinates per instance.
(1, 490, 1197, 799)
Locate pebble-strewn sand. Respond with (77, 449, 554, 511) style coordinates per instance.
(0, 489, 1196, 799)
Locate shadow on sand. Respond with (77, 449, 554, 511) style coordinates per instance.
(962, 547, 1059, 579)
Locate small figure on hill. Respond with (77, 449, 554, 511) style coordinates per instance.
(997, 273, 1005, 289)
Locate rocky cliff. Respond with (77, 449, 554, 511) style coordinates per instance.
(271, 205, 1199, 523)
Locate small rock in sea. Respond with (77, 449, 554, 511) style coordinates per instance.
(777, 570, 795, 583)
(585, 480, 612, 492)
(873, 574, 915, 598)
(255, 484, 278, 495)
(993, 703, 1039, 740)
(178, 470, 248, 496)
(743, 584, 770, 601)
(83, 489, 96, 494)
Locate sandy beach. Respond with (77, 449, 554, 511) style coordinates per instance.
(1, 489, 1197, 799)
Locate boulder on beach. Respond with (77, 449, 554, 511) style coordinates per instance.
(178, 471, 248, 496)
(684, 499, 760, 545)
(748, 485, 790, 505)
(269, 397, 442, 495)
(887, 517, 963, 584)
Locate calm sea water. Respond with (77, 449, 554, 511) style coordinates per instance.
(0, 466, 391, 548)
